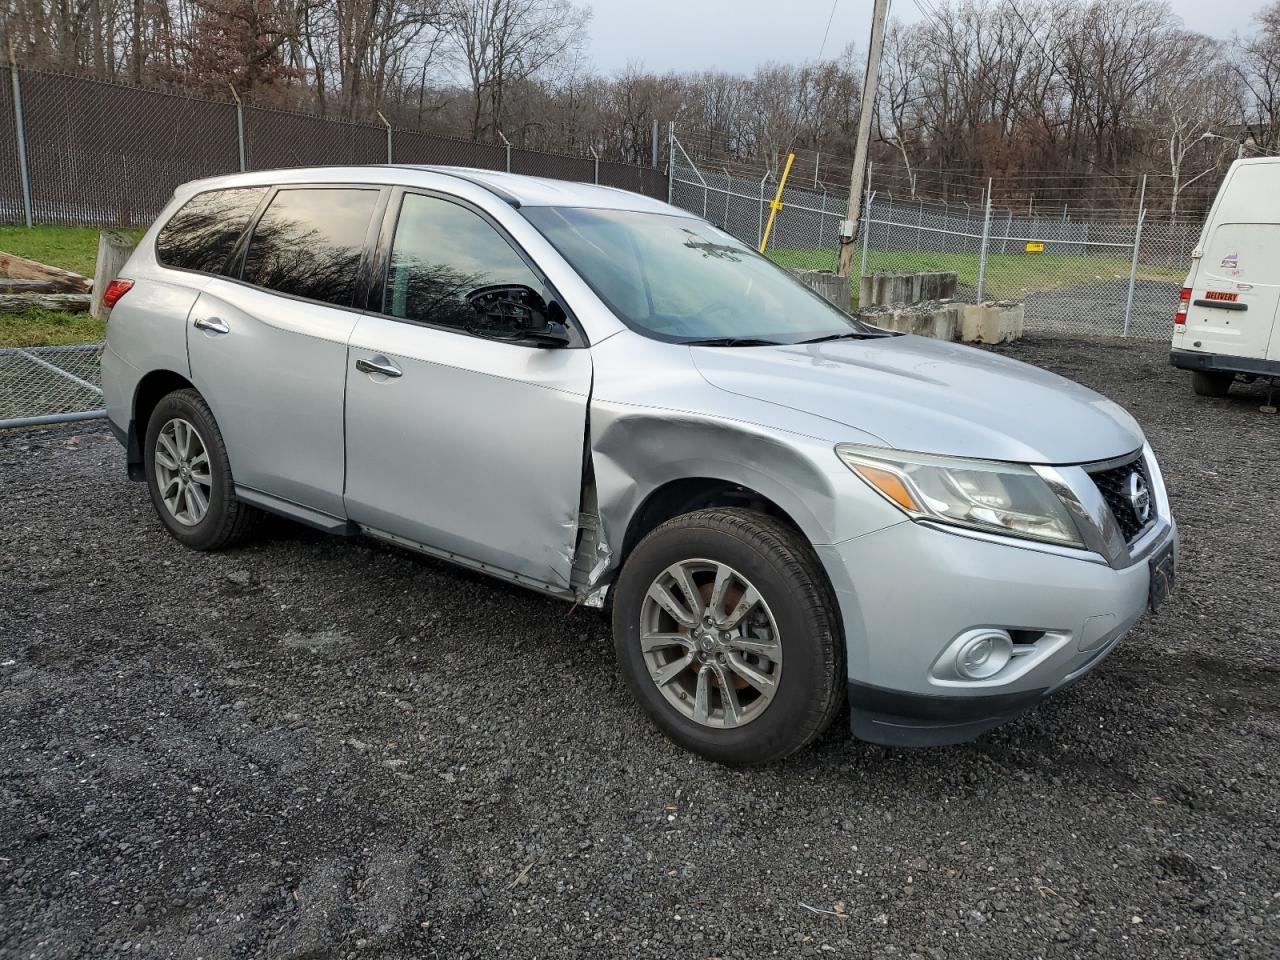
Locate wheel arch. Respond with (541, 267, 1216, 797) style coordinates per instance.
(127, 369, 197, 479)
(619, 477, 810, 569)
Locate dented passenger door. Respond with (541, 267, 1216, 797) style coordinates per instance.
(343, 190, 592, 590)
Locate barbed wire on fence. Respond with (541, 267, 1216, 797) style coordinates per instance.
(671, 127, 1214, 226)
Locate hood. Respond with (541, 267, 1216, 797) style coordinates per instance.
(690, 334, 1143, 465)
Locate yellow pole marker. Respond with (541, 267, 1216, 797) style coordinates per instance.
(759, 152, 796, 253)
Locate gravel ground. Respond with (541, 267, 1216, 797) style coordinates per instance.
(2, 335, 1278, 960)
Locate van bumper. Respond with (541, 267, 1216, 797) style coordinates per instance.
(1169, 348, 1280, 378)
(817, 517, 1177, 748)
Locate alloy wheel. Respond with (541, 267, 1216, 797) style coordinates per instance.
(639, 559, 782, 728)
(153, 417, 212, 526)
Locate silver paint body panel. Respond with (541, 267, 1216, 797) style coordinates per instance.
(187, 278, 354, 518)
(345, 313, 592, 587)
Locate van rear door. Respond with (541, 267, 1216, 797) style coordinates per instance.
(1183, 221, 1280, 360)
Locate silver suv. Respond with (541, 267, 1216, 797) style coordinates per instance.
(101, 166, 1178, 764)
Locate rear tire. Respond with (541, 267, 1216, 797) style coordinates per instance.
(611, 508, 844, 766)
(1192, 370, 1233, 397)
(144, 389, 260, 551)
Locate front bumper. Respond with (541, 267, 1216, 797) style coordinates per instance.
(816, 512, 1177, 747)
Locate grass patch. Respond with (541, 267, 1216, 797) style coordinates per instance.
(0, 224, 144, 277)
(0, 224, 141, 347)
(768, 247, 1185, 296)
(0, 306, 105, 347)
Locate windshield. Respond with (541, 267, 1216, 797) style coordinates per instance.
(520, 206, 873, 344)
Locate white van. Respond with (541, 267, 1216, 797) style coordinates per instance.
(1171, 157, 1280, 398)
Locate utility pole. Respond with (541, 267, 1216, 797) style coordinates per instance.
(837, 0, 889, 278)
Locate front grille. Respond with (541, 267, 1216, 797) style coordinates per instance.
(1088, 454, 1154, 542)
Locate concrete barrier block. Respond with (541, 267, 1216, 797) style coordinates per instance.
(860, 271, 959, 307)
(859, 301, 965, 341)
(790, 269, 852, 310)
(961, 301, 1025, 343)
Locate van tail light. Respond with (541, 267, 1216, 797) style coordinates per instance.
(1174, 287, 1191, 326)
(101, 278, 133, 311)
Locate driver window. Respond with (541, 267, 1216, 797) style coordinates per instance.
(384, 193, 543, 331)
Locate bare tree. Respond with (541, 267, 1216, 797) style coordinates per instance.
(1234, 2, 1280, 153)
(442, 0, 588, 141)
(1152, 34, 1235, 220)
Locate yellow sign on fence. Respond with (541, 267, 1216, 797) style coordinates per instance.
(1025, 241, 1045, 253)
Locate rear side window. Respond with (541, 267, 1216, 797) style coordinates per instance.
(242, 188, 380, 307)
(156, 187, 267, 273)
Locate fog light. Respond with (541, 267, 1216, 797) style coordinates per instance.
(955, 630, 1013, 680)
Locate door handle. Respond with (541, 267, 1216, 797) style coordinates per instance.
(193, 316, 230, 335)
(355, 356, 403, 378)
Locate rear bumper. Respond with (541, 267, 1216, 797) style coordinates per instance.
(100, 343, 144, 478)
(1170, 348, 1280, 378)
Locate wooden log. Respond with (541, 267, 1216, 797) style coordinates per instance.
(0, 293, 92, 314)
(0, 252, 91, 293)
(0, 279, 57, 294)
(92, 230, 137, 319)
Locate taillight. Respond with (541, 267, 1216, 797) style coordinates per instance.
(1174, 286, 1190, 325)
(101, 278, 133, 311)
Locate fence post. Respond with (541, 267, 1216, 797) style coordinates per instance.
(1123, 206, 1147, 337)
(503, 132, 516, 172)
(377, 111, 392, 163)
(757, 172, 768, 248)
(667, 122, 674, 204)
(10, 63, 33, 227)
(976, 179, 993, 303)
(590, 146, 599, 184)
(860, 188, 875, 282)
(817, 187, 826, 251)
(723, 167, 731, 230)
(915, 200, 923, 251)
(228, 83, 246, 172)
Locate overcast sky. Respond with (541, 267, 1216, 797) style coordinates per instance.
(584, 0, 1266, 74)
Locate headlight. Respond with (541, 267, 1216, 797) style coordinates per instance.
(835, 444, 1084, 548)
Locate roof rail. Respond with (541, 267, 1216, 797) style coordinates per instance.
(387, 165, 522, 208)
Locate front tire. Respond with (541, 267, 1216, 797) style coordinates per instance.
(1192, 370, 1233, 397)
(612, 508, 844, 765)
(144, 389, 260, 550)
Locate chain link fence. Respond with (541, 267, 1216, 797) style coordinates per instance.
(670, 136, 1201, 340)
(0, 65, 667, 227)
(0, 344, 104, 428)
(0, 65, 669, 428)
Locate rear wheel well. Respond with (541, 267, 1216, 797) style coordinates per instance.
(128, 370, 196, 478)
(620, 478, 807, 567)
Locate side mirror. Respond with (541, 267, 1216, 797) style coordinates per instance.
(465, 284, 571, 347)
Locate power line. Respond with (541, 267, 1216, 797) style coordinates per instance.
(815, 0, 840, 62)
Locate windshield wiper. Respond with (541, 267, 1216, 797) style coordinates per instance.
(797, 330, 888, 344)
(681, 337, 783, 347)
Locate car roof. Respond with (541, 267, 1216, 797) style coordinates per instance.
(177, 164, 681, 215)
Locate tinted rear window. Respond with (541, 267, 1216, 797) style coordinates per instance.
(156, 187, 267, 273)
(242, 188, 379, 307)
